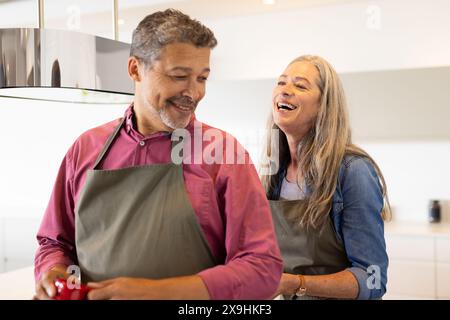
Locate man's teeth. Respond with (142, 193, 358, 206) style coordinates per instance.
(174, 104, 192, 111)
(277, 102, 297, 110)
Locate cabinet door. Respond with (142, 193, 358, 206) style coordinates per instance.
(436, 237, 450, 262)
(436, 263, 450, 299)
(386, 234, 434, 261)
(0, 218, 4, 273)
(387, 260, 435, 298)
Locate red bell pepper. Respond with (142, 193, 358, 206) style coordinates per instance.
(54, 278, 91, 300)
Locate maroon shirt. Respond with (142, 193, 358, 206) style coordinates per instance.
(35, 105, 282, 299)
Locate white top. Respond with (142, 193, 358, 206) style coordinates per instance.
(279, 177, 306, 200)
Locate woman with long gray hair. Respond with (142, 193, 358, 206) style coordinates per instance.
(261, 55, 390, 300)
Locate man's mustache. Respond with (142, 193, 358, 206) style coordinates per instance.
(168, 96, 197, 108)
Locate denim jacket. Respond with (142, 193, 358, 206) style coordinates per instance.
(272, 155, 388, 299)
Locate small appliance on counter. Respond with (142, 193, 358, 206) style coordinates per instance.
(428, 200, 441, 223)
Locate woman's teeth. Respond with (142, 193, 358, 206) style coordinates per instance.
(277, 102, 297, 111)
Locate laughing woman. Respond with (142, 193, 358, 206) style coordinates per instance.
(261, 55, 390, 300)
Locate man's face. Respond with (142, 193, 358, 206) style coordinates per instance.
(135, 42, 211, 130)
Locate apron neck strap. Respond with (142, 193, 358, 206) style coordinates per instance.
(92, 118, 186, 170)
(93, 117, 126, 170)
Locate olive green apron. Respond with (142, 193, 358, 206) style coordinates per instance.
(269, 199, 349, 299)
(75, 118, 216, 282)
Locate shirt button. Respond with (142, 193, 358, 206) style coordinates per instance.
(139, 140, 145, 146)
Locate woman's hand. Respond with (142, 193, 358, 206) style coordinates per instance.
(276, 271, 359, 299)
(275, 273, 301, 297)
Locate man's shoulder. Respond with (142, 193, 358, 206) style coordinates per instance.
(68, 117, 122, 160)
(184, 119, 253, 166)
(192, 120, 243, 146)
(77, 118, 121, 142)
(193, 120, 226, 134)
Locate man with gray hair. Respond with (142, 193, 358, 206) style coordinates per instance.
(34, 9, 282, 299)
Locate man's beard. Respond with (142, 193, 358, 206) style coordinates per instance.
(148, 96, 197, 130)
(159, 108, 191, 129)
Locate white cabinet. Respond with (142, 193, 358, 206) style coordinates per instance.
(387, 260, 435, 298)
(0, 219, 4, 273)
(436, 238, 450, 299)
(384, 223, 450, 300)
(436, 263, 450, 299)
(436, 238, 450, 262)
(0, 217, 40, 273)
(386, 235, 434, 261)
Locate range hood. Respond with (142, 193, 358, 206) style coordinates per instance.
(0, 27, 133, 104)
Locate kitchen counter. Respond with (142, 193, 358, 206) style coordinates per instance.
(385, 221, 450, 237)
(384, 221, 450, 299)
(0, 266, 34, 300)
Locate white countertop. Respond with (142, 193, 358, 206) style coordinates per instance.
(385, 221, 450, 237)
(0, 266, 35, 300)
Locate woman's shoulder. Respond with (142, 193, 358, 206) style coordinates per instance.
(338, 154, 379, 186)
(332, 154, 383, 209)
(341, 154, 376, 172)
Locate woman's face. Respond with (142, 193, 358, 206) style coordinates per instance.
(272, 61, 322, 139)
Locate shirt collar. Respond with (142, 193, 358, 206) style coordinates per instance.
(124, 103, 134, 134)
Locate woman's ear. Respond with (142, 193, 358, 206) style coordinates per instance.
(128, 56, 141, 82)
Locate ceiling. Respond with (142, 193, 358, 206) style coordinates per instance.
(0, 0, 366, 41)
(117, 0, 362, 20)
(1, 0, 364, 22)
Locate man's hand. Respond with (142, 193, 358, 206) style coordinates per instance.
(87, 277, 155, 300)
(87, 275, 210, 300)
(33, 264, 69, 300)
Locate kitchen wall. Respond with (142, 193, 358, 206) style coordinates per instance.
(0, 98, 127, 272)
(198, 73, 450, 224)
(204, 0, 450, 80)
(360, 141, 450, 223)
(198, 0, 450, 224)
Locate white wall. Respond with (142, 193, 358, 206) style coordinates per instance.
(360, 141, 450, 223)
(206, 0, 450, 80)
(198, 77, 450, 224)
(0, 97, 127, 272)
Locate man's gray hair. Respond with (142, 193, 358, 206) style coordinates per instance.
(130, 9, 217, 66)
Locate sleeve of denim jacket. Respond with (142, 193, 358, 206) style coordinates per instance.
(339, 157, 388, 300)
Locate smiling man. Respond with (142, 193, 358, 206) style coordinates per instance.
(33, 9, 282, 300)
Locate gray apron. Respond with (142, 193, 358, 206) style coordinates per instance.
(269, 199, 349, 299)
(75, 118, 216, 282)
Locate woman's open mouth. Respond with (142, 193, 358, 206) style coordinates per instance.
(276, 102, 298, 111)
